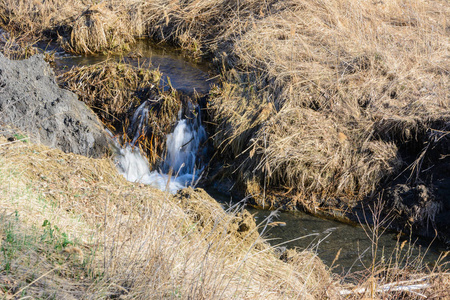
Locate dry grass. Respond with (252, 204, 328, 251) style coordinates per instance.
(3, 0, 447, 234)
(58, 61, 183, 166)
(340, 198, 450, 299)
(63, 1, 137, 54)
(58, 60, 161, 125)
(0, 29, 39, 59)
(0, 136, 448, 298)
(201, 0, 450, 208)
(0, 0, 86, 38)
(1, 0, 449, 297)
(0, 135, 339, 299)
(0, 0, 144, 54)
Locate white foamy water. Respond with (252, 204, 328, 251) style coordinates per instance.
(165, 119, 206, 175)
(113, 105, 207, 193)
(128, 101, 150, 145)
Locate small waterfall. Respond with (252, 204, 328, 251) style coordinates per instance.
(113, 102, 207, 193)
(127, 100, 150, 145)
(164, 108, 207, 175)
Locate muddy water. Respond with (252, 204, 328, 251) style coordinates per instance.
(40, 40, 448, 274)
(249, 209, 448, 274)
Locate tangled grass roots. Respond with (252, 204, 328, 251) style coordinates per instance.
(59, 61, 181, 165)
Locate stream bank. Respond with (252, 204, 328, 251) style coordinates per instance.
(1, 0, 449, 249)
(1, 32, 448, 270)
(1, 36, 448, 273)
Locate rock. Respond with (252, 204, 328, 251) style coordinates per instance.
(0, 53, 109, 157)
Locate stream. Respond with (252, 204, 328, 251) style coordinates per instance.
(40, 39, 448, 274)
(207, 189, 448, 274)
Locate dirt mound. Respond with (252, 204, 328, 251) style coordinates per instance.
(0, 53, 109, 157)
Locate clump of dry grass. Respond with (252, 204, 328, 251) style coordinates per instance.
(250, 106, 401, 209)
(0, 30, 39, 59)
(140, 0, 276, 55)
(58, 60, 161, 125)
(58, 60, 182, 165)
(63, 2, 136, 54)
(0, 0, 85, 38)
(0, 136, 338, 299)
(0, 0, 145, 54)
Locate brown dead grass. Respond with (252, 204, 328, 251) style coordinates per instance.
(63, 2, 136, 54)
(200, 0, 450, 208)
(58, 60, 161, 125)
(0, 135, 447, 298)
(0, 0, 144, 54)
(58, 61, 182, 166)
(0, 0, 79, 37)
(0, 30, 39, 59)
(0, 136, 339, 299)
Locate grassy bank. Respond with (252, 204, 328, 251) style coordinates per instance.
(1, 133, 449, 298)
(142, 0, 449, 240)
(0, 1, 449, 297)
(0, 135, 338, 298)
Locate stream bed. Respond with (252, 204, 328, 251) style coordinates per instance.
(40, 39, 448, 274)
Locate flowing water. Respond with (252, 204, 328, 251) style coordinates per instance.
(43, 40, 448, 273)
(40, 39, 211, 192)
(113, 102, 207, 193)
(208, 189, 448, 273)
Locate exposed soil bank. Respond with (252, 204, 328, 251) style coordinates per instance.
(0, 53, 109, 157)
